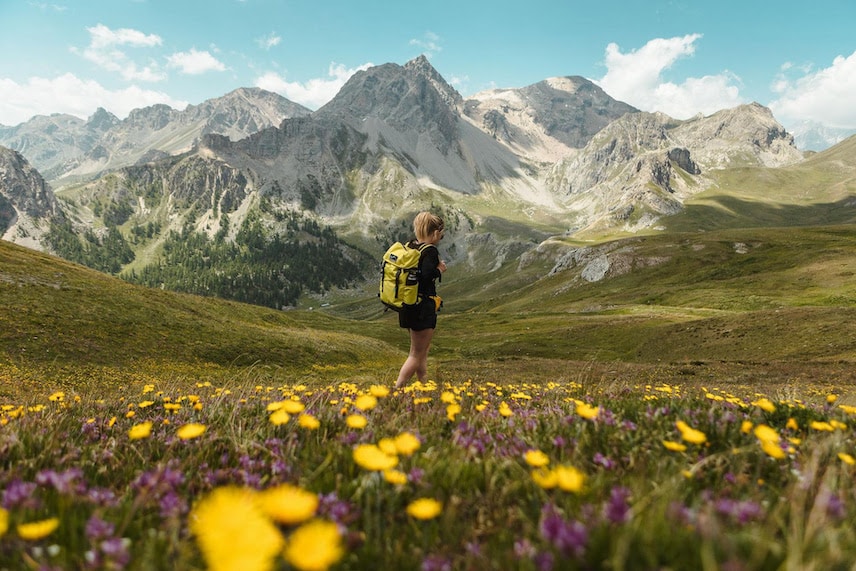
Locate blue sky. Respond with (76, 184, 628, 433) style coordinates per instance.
(1, 0, 855, 136)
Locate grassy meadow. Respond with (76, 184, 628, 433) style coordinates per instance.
(3, 171, 856, 570)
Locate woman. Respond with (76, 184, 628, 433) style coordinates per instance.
(395, 212, 447, 388)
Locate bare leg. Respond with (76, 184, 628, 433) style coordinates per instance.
(395, 328, 435, 388)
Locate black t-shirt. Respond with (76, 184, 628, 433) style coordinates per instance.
(409, 240, 441, 297)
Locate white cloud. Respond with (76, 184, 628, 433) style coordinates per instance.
(256, 32, 281, 51)
(409, 31, 442, 57)
(0, 73, 187, 126)
(768, 51, 856, 129)
(74, 24, 166, 82)
(255, 62, 373, 109)
(596, 34, 743, 119)
(166, 48, 227, 75)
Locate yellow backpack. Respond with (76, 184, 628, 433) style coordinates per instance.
(379, 242, 433, 311)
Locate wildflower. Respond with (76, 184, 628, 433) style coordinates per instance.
(17, 517, 59, 540)
(786, 417, 799, 430)
(555, 465, 585, 493)
(383, 469, 408, 486)
(0, 508, 7, 537)
(498, 402, 513, 417)
(662, 440, 687, 452)
(839, 404, 856, 415)
(441, 391, 457, 404)
(393, 432, 421, 456)
(353, 394, 378, 411)
(810, 421, 834, 432)
(176, 423, 207, 440)
(283, 519, 344, 571)
(752, 398, 776, 413)
(369, 385, 390, 398)
(827, 394, 838, 404)
(190, 487, 283, 571)
(345, 414, 367, 429)
(675, 420, 707, 444)
(540, 504, 587, 557)
(378, 438, 397, 456)
(524, 449, 550, 468)
(281, 400, 306, 414)
(838, 453, 856, 465)
(407, 498, 442, 520)
(298, 414, 320, 429)
(259, 484, 319, 525)
(353, 444, 397, 471)
(269, 409, 290, 426)
(446, 403, 461, 421)
(754, 424, 779, 444)
(760, 439, 787, 459)
(740, 420, 753, 434)
(575, 401, 599, 420)
(128, 421, 153, 440)
(604, 486, 631, 524)
(531, 468, 558, 489)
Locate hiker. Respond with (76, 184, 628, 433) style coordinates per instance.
(395, 212, 446, 388)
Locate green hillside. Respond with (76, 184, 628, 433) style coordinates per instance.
(0, 240, 404, 400)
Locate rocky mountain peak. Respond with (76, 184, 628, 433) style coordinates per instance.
(86, 108, 120, 131)
(0, 146, 62, 248)
(404, 55, 463, 110)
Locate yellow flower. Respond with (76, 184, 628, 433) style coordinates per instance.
(662, 440, 687, 452)
(259, 484, 319, 525)
(740, 420, 753, 434)
(810, 421, 834, 432)
(531, 468, 558, 489)
(378, 438, 397, 456)
(786, 417, 799, 431)
(753, 424, 779, 444)
(838, 452, 856, 465)
(298, 414, 320, 429)
(555, 465, 585, 493)
(17, 518, 59, 540)
(383, 469, 408, 486)
(406, 498, 442, 520)
(138, 400, 155, 408)
(128, 421, 153, 440)
(345, 414, 367, 429)
(176, 423, 207, 440)
(353, 444, 397, 471)
(369, 385, 390, 398)
(269, 409, 290, 426)
(190, 487, 283, 571)
(524, 449, 550, 468)
(827, 394, 839, 404)
(281, 400, 306, 414)
(676, 420, 707, 444)
(393, 432, 421, 456)
(839, 404, 856, 415)
(0, 508, 8, 537)
(498, 402, 513, 417)
(446, 403, 461, 421)
(440, 391, 457, 404)
(283, 519, 344, 571)
(575, 401, 599, 420)
(760, 439, 787, 459)
(751, 398, 776, 413)
(353, 394, 378, 411)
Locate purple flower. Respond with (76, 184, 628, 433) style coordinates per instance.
(85, 516, 115, 541)
(604, 486, 631, 524)
(421, 555, 452, 571)
(36, 467, 86, 495)
(593, 452, 615, 470)
(539, 504, 588, 557)
(2, 479, 40, 509)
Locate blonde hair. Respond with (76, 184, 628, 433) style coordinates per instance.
(413, 211, 444, 242)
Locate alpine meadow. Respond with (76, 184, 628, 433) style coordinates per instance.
(2, 55, 856, 570)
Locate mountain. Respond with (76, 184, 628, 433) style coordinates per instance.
(1, 56, 824, 313)
(463, 76, 639, 163)
(0, 88, 311, 185)
(0, 146, 63, 249)
(788, 119, 856, 153)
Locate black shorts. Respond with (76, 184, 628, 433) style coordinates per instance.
(398, 298, 437, 331)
